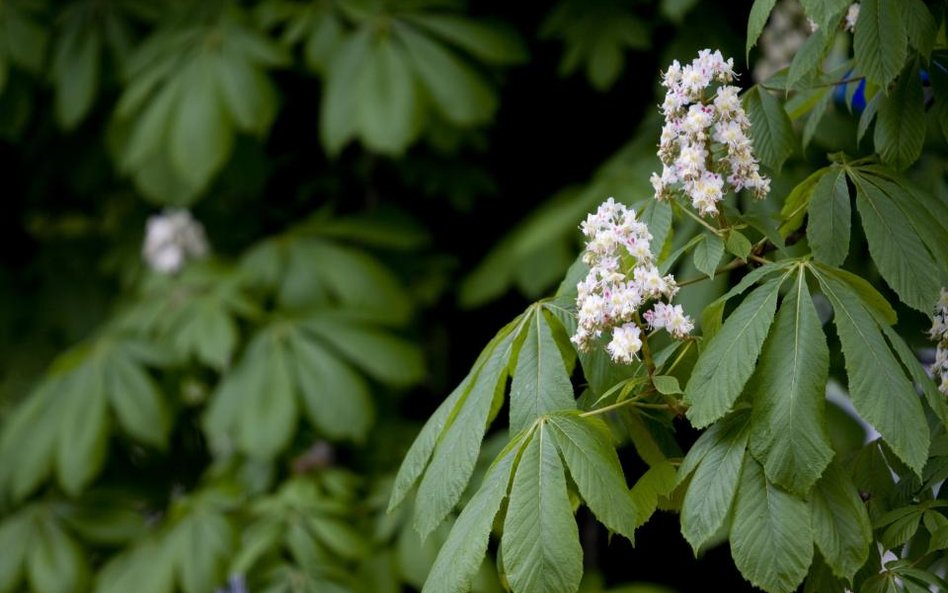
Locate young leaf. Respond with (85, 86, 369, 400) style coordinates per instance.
(422, 433, 525, 593)
(730, 457, 813, 593)
(547, 412, 638, 542)
(679, 412, 750, 553)
(749, 268, 834, 495)
(809, 464, 872, 580)
(851, 172, 940, 313)
(874, 61, 926, 171)
(744, 86, 795, 172)
(812, 268, 929, 475)
(746, 0, 779, 60)
(806, 167, 851, 267)
(413, 318, 523, 539)
(693, 233, 724, 279)
(501, 423, 583, 593)
(510, 310, 576, 433)
(685, 275, 786, 428)
(854, 0, 908, 90)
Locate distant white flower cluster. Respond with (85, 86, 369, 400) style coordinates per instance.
(931, 288, 948, 397)
(650, 50, 771, 218)
(142, 209, 209, 274)
(844, 3, 860, 33)
(572, 198, 693, 364)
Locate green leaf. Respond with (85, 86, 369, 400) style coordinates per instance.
(744, 86, 795, 172)
(750, 268, 834, 495)
(931, 57, 948, 141)
(106, 350, 170, 447)
(56, 367, 110, 495)
(693, 234, 724, 279)
(799, 0, 849, 30)
(874, 61, 926, 170)
(402, 15, 528, 65)
(661, 0, 699, 22)
(679, 412, 750, 552)
(730, 457, 813, 593)
(812, 267, 929, 475)
(746, 0, 779, 60)
(422, 433, 524, 593)
(651, 375, 681, 395)
(780, 167, 829, 238)
(169, 55, 233, 191)
(398, 24, 496, 126)
(321, 29, 371, 155)
(173, 512, 232, 593)
(0, 510, 31, 592)
(902, 0, 936, 57)
(355, 35, 419, 155)
(51, 25, 100, 129)
(685, 275, 786, 428)
(630, 460, 678, 527)
(236, 335, 298, 459)
(413, 318, 521, 539)
(816, 264, 897, 325)
(547, 412, 638, 543)
(806, 167, 851, 267)
(725, 230, 752, 261)
(701, 262, 792, 339)
(27, 519, 88, 593)
(510, 309, 575, 433)
(809, 464, 872, 580)
(786, 28, 833, 90)
(854, 0, 908, 90)
(290, 330, 373, 442)
(216, 50, 277, 135)
(502, 423, 583, 593)
(851, 172, 941, 313)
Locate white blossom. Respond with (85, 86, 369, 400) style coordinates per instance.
(142, 209, 209, 274)
(845, 3, 860, 33)
(572, 198, 693, 363)
(931, 288, 948, 397)
(652, 50, 771, 217)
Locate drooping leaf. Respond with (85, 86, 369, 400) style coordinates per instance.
(422, 432, 525, 593)
(749, 267, 834, 495)
(413, 317, 524, 539)
(502, 423, 583, 593)
(685, 275, 786, 428)
(509, 310, 576, 433)
(809, 464, 872, 580)
(853, 0, 907, 90)
(547, 412, 638, 542)
(850, 171, 941, 313)
(874, 60, 926, 171)
(744, 86, 795, 172)
(679, 412, 750, 552)
(806, 167, 851, 267)
(812, 266, 929, 475)
(746, 0, 779, 60)
(730, 457, 813, 593)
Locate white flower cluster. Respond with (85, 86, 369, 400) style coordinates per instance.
(930, 289, 948, 397)
(844, 3, 860, 33)
(572, 198, 693, 364)
(650, 50, 771, 218)
(142, 209, 209, 274)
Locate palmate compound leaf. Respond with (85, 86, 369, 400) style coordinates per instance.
(389, 302, 578, 540)
(678, 411, 750, 553)
(809, 463, 872, 580)
(205, 312, 421, 457)
(0, 336, 171, 499)
(810, 264, 929, 476)
(685, 273, 789, 428)
(0, 504, 90, 593)
(730, 456, 813, 593)
(502, 421, 583, 593)
(749, 266, 834, 496)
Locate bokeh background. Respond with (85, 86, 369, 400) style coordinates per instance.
(0, 0, 900, 591)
